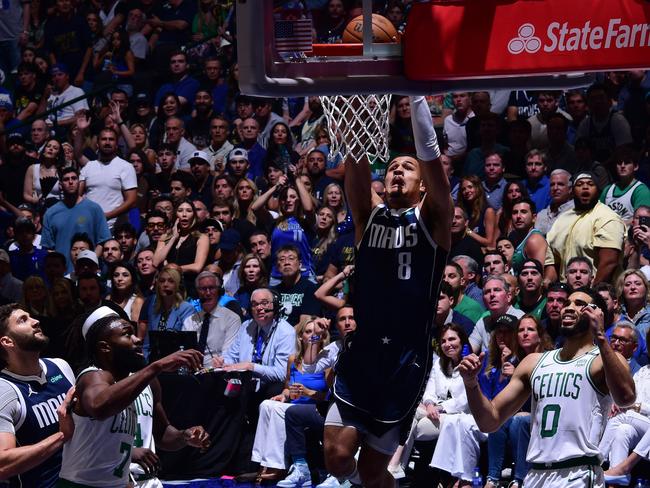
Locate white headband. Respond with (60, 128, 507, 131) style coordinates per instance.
(82, 306, 119, 340)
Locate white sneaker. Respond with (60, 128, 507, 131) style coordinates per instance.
(388, 464, 406, 480)
(316, 474, 341, 488)
(277, 464, 312, 488)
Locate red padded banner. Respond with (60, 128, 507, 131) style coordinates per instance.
(404, 0, 650, 80)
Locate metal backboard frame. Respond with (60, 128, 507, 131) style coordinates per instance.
(236, 0, 595, 97)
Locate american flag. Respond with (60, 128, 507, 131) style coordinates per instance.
(274, 19, 313, 53)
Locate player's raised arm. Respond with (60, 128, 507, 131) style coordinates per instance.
(583, 305, 636, 407)
(344, 152, 379, 246)
(459, 351, 536, 432)
(409, 96, 453, 251)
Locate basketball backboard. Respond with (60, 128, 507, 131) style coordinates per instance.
(237, 0, 599, 97)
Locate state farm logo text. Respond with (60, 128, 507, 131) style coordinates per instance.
(509, 19, 650, 54)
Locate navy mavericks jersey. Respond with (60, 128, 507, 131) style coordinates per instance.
(0, 358, 74, 488)
(334, 205, 448, 425)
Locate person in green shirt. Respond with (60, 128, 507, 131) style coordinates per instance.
(443, 261, 485, 324)
(600, 146, 650, 224)
(514, 258, 547, 320)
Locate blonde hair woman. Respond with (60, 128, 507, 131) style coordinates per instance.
(252, 316, 331, 483)
(616, 269, 650, 334)
(234, 177, 262, 225)
(138, 266, 196, 356)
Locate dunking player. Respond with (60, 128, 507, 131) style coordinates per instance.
(323, 96, 452, 488)
(459, 288, 636, 487)
(57, 308, 204, 487)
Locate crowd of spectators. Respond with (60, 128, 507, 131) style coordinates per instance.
(1, 0, 650, 487)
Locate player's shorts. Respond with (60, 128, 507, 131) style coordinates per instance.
(524, 464, 604, 488)
(325, 401, 400, 456)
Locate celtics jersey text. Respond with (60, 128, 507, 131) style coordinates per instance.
(129, 385, 155, 481)
(334, 204, 447, 424)
(527, 348, 604, 464)
(58, 367, 138, 487)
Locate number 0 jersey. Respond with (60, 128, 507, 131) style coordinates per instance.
(58, 367, 138, 488)
(334, 204, 447, 426)
(527, 348, 605, 464)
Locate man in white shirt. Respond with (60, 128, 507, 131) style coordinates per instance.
(46, 64, 88, 128)
(469, 275, 525, 352)
(205, 116, 234, 172)
(535, 169, 575, 236)
(443, 92, 473, 163)
(165, 116, 197, 172)
(182, 272, 241, 368)
(79, 128, 137, 230)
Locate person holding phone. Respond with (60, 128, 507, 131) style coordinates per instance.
(250, 316, 330, 483)
(624, 206, 650, 269)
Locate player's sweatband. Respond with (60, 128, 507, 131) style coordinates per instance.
(409, 96, 441, 162)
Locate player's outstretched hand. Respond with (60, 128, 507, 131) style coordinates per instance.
(156, 349, 203, 373)
(132, 447, 160, 475)
(459, 352, 485, 386)
(57, 386, 76, 442)
(183, 426, 211, 451)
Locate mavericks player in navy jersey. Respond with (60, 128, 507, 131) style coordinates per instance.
(0, 303, 76, 487)
(323, 96, 452, 488)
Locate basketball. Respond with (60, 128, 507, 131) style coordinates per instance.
(342, 14, 399, 43)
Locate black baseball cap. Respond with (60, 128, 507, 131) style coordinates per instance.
(492, 314, 519, 331)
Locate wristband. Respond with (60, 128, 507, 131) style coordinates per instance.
(409, 96, 441, 162)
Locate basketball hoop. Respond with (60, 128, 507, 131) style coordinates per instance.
(319, 94, 391, 165)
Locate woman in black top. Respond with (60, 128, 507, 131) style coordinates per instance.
(153, 199, 209, 298)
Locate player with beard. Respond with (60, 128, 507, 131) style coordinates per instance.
(57, 309, 203, 487)
(0, 304, 75, 487)
(323, 96, 452, 488)
(546, 172, 625, 284)
(460, 288, 636, 488)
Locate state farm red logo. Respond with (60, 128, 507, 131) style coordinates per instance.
(508, 19, 650, 55)
(508, 24, 542, 54)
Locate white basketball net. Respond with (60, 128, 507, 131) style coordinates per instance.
(319, 94, 391, 165)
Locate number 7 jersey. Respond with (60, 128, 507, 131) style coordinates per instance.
(58, 367, 138, 487)
(527, 347, 605, 464)
(334, 204, 448, 427)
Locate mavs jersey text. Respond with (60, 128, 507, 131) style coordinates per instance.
(0, 358, 74, 488)
(334, 205, 447, 426)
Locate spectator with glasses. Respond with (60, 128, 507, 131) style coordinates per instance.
(607, 322, 642, 374)
(213, 288, 295, 400)
(183, 271, 241, 368)
(134, 210, 169, 255)
(598, 325, 649, 486)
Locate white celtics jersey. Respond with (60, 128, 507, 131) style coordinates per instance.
(604, 180, 642, 221)
(130, 385, 156, 481)
(58, 367, 138, 487)
(527, 347, 604, 464)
